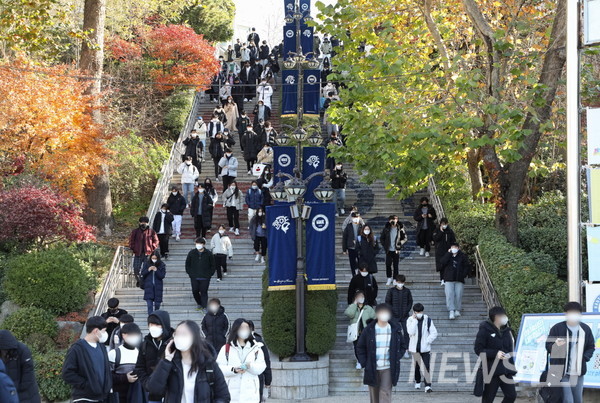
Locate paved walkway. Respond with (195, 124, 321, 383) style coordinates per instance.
(271, 393, 535, 402)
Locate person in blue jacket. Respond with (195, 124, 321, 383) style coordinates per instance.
(245, 180, 263, 227)
(140, 251, 167, 315)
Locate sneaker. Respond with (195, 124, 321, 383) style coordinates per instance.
(229, 227, 234, 232)
(454, 310, 461, 318)
(171, 234, 176, 238)
(440, 279, 444, 286)
(244, 98, 248, 102)
(449, 311, 455, 320)
(425, 252, 430, 257)
(404, 352, 410, 359)
(235, 228, 240, 236)
(215, 177, 219, 182)
(414, 382, 421, 390)
(340, 208, 345, 214)
(164, 254, 169, 260)
(216, 278, 222, 282)
(425, 386, 432, 393)
(356, 361, 362, 370)
(386, 278, 392, 286)
(247, 170, 252, 175)
(260, 256, 265, 264)
(255, 254, 260, 262)
(335, 213, 339, 217)
(224, 272, 228, 276)
(419, 248, 425, 256)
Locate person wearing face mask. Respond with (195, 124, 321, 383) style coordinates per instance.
(413, 196, 437, 257)
(249, 207, 268, 264)
(140, 251, 167, 315)
(433, 217, 457, 286)
(218, 149, 239, 192)
(356, 303, 406, 403)
(135, 310, 174, 403)
(474, 306, 518, 403)
(193, 116, 208, 149)
(108, 323, 144, 403)
(201, 299, 231, 352)
(213, 104, 228, 125)
(223, 181, 243, 235)
(242, 124, 261, 174)
(348, 265, 379, 307)
(330, 162, 348, 216)
(177, 156, 200, 207)
(167, 186, 186, 242)
(129, 217, 159, 288)
(183, 129, 204, 175)
(152, 203, 174, 259)
(246, 180, 263, 225)
(257, 142, 274, 166)
(342, 212, 363, 276)
(357, 225, 379, 274)
(191, 185, 214, 239)
(342, 206, 365, 230)
(101, 298, 128, 347)
(256, 79, 273, 109)
(345, 290, 376, 370)
(62, 316, 112, 403)
(0, 330, 40, 403)
(406, 303, 438, 393)
(252, 100, 271, 128)
(236, 110, 251, 150)
(543, 302, 595, 403)
(109, 314, 134, 351)
(186, 237, 216, 312)
(257, 167, 273, 207)
(380, 215, 407, 286)
(216, 318, 266, 403)
(209, 132, 226, 181)
(203, 178, 219, 205)
(148, 320, 230, 403)
(210, 225, 234, 281)
(385, 274, 413, 355)
(208, 114, 225, 139)
(224, 96, 239, 132)
(440, 242, 470, 320)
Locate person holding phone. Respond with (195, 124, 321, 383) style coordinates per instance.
(108, 323, 144, 403)
(147, 320, 230, 402)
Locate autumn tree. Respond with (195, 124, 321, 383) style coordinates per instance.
(316, 0, 567, 244)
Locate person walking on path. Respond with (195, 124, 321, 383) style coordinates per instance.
(0, 330, 40, 403)
(183, 130, 204, 174)
(202, 298, 230, 353)
(248, 320, 272, 402)
(185, 237, 216, 313)
(342, 212, 363, 276)
(249, 207, 268, 264)
(380, 215, 407, 286)
(211, 225, 234, 281)
(242, 125, 261, 174)
(193, 116, 208, 149)
(357, 224, 378, 274)
(209, 132, 226, 181)
(140, 251, 166, 315)
(356, 303, 407, 403)
(345, 290, 376, 370)
(330, 162, 347, 216)
(406, 303, 438, 393)
(252, 101, 271, 128)
(224, 96, 239, 132)
(62, 316, 112, 403)
(433, 217, 457, 286)
(246, 180, 263, 225)
(256, 79, 273, 109)
(129, 216, 159, 288)
(348, 264, 378, 307)
(178, 156, 200, 207)
(218, 149, 239, 192)
(101, 298, 128, 348)
(191, 185, 214, 239)
(237, 110, 251, 150)
(223, 181, 243, 236)
(385, 274, 413, 355)
(413, 196, 437, 257)
(109, 314, 134, 351)
(152, 203, 174, 259)
(440, 242, 470, 320)
(167, 186, 186, 242)
(107, 323, 144, 403)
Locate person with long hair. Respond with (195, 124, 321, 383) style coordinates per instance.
(357, 224, 378, 274)
(147, 320, 230, 402)
(223, 181, 243, 236)
(140, 251, 167, 315)
(249, 207, 267, 264)
(216, 319, 266, 403)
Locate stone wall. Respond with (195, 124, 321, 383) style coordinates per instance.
(270, 353, 329, 399)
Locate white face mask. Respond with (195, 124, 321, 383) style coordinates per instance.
(229, 186, 236, 191)
(566, 313, 582, 324)
(185, 161, 192, 165)
(149, 326, 163, 339)
(353, 218, 360, 224)
(97, 330, 108, 344)
(499, 316, 509, 326)
(124, 334, 142, 347)
(364, 230, 371, 235)
(191, 133, 198, 138)
(161, 209, 167, 213)
(198, 189, 205, 193)
(451, 248, 459, 254)
(174, 335, 194, 352)
(336, 165, 342, 170)
(151, 259, 158, 263)
(416, 313, 424, 319)
(196, 243, 205, 250)
(172, 191, 178, 196)
(258, 212, 264, 216)
(356, 297, 365, 304)
(378, 313, 391, 323)
(251, 185, 258, 190)
(208, 304, 219, 314)
(218, 230, 225, 235)
(238, 329, 251, 340)
(396, 283, 404, 289)
(442, 225, 448, 229)
(360, 271, 368, 277)
(226, 153, 232, 157)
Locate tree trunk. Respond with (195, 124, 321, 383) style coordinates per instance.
(80, 0, 113, 236)
(466, 148, 483, 202)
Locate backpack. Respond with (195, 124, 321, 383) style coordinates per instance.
(0, 360, 18, 403)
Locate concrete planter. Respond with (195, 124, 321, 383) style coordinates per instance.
(270, 353, 330, 399)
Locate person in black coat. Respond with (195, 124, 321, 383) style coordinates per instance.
(201, 299, 230, 353)
(167, 186, 186, 241)
(379, 215, 407, 285)
(183, 130, 204, 174)
(249, 320, 272, 401)
(342, 212, 363, 276)
(100, 298, 128, 346)
(248, 28, 260, 47)
(232, 78, 245, 114)
(62, 316, 112, 403)
(252, 101, 271, 128)
(236, 111, 251, 148)
(356, 303, 406, 401)
(240, 61, 257, 101)
(347, 265, 378, 306)
(0, 330, 40, 403)
(413, 196, 437, 257)
(441, 243, 470, 320)
(191, 185, 214, 238)
(474, 307, 517, 403)
(141, 251, 167, 315)
(432, 217, 457, 283)
(147, 320, 230, 403)
(209, 133, 226, 179)
(241, 127, 261, 173)
(357, 225, 378, 274)
(152, 203, 174, 259)
(385, 274, 413, 350)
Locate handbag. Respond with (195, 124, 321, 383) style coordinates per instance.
(346, 307, 365, 343)
(473, 365, 484, 397)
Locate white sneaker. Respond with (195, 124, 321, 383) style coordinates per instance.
(425, 386, 432, 393)
(229, 227, 234, 232)
(216, 278, 221, 282)
(449, 311, 455, 320)
(340, 208, 345, 214)
(356, 361, 362, 370)
(386, 278, 392, 286)
(419, 248, 425, 256)
(176, 235, 180, 241)
(414, 382, 421, 390)
(260, 256, 265, 264)
(425, 252, 430, 257)
(454, 310, 461, 318)
(255, 254, 260, 262)
(244, 98, 248, 102)
(224, 272, 228, 276)
(247, 170, 252, 175)
(404, 351, 410, 359)
(335, 213, 339, 217)
(171, 234, 176, 238)
(235, 228, 240, 236)
(440, 280, 444, 286)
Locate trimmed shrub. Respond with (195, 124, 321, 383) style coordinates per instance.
(306, 290, 337, 356)
(519, 227, 567, 278)
(4, 249, 92, 315)
(2, 307, 58, 340)
(261, 290, 296, 358)
(24, 333, 56, 354)
(34, 350, 71, 402)
(527, 251, 559, 276)
(163, 89, 195, 137)
(55, 324, 81, 350)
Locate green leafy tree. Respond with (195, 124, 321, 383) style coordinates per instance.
(178, 0, 235, 43)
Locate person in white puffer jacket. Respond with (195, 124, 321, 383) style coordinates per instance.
(217, 318, 266, 403)
(177, 156, 199, 207)
(406, 303, 438, 393)
(210, 225, 234, 281)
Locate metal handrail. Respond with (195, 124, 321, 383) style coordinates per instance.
(427, 177, 446, 219)
(474, 245, 501, 309)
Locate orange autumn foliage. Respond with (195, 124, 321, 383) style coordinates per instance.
(0, 61, 111, 201)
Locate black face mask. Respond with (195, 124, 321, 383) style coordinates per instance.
(139, 224, 148, 229)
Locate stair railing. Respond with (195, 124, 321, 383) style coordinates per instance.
(427, 177, 446, 219)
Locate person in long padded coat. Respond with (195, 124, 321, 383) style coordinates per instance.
(432, 217, 456, 284)
(241, 126, 261, 174)
(147, 320, 230, 403)
(202, 298, 230, 353)
(140, 251, 166, 315)
(190, 185, 214, 238)
(385, 274, 413, 353)
(357, 224, 378, 274)
(347, 265, 378, 306)
(0, 330, 40, 403)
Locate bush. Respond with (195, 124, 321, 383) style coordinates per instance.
(55, 324, 81, 350)
(526, 251, 559, 276)
(4, 249, 92, 315)
(34, 350, 71, 402)
(261, 267, 296, 358)
(2, 307, 58, 340)
(306, 290, 337, 356)
(24, 333, 56, 354)
(163, 89, 195, 137)
(68, 242, 114, 292)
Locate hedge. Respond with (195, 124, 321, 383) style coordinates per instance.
(2, 307, 58, 341)
(163, 89, 195, 137)
(34, 350, 71, 402)
(305, 290, 337, 356)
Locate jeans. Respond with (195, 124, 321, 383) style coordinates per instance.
(172, 215, 182, 236)
(413, 352, 432, 387)
(182, 183, 194, 205)
(482, 374, 516, 403)
(146, 299, 160, 315)
(215, 254, 228, 279)
(385, 251, 400, 279)
(444, 281, 464, 312)
(227, 206, 240, 229)
(368, 368, 392, 403)
(561, 375, 584, 403)
(190, 278, 211, 308)
(348, 248, 359, 275)
(157, 233, 169, 257)
(254, 236, 267, 256)
(334, 188, 346, 213)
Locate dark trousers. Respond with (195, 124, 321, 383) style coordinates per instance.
(222, 175, 235, 192)
(482, 375, 516, 403)
(194, 215, 207, 238)
(385, 251, 400, 278)
(133, 255, 148, 276)
(212, 158, 221, 178)
(192, 157, 202, 175)
(254, 236, 267, 256)
(157, 234, 170, 257)
(227, 206, 240, 229)
(146, 299, 161, 315)
(246, 159, 256, 171)
(348, 248, 359, 275)
(215, 253, 228, 279)
(398, 318, 409, 350)
(417, 228, 433, 251)
(190, 278, 211, 308)
(413, 352, 432, 387)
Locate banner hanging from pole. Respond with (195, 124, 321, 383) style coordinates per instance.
(306, 203, 336, 290)
(303, 69, 320, 115)
(281, 70, 298, 116)
(273, 146, 296, 178)
(299, 0, 311, 20)
(267, 203, 297, 290)
(587, 226, 600, 282)
(586, 283, 600, 312)
(302, 146, 326, 203)
(300, 26, 314, 55)
(283, 25, 296, 58)
(588, 108, 600, 165)
(588, 168, 600, 223)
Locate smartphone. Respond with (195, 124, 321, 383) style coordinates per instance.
(169, 342, 177, 354)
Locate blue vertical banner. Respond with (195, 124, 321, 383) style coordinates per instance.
(283, 25, 296, 59)
(306, 203, 336, 290)
(274, 146, 296, 178)
(284, 0, 295, 15)
(300, 0, 311, 20)
(303, 69, 320, 115)
(300, 26, 314, 55)
(282, 70, 298, 116)
(267, 204, 297, 290)
(302, 147, 326, 203)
